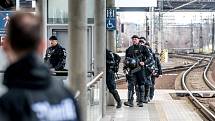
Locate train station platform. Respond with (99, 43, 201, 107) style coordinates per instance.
(102, 89, 203, 121)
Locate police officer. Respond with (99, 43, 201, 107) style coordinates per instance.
(135, 37, 146, 102)
(123, 35, 154, 107)
(44, 36, 66, 71)
(151, 52, 162, 100)
(144, 42, 162, 102)
(0, 12, 80, 121)
(144, 42, 162, 101)
(106, 49, 122, 108)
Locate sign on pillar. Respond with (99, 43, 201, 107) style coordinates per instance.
(106, 7, 116, 31)
(0, 12, 13, 44)
(0, 12, 13, 36)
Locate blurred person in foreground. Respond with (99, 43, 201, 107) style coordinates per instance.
(0, 12, 80, 121)
(44, 35, 66, 71)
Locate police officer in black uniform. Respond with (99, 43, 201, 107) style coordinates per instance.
(123, 35, 154, 107)
(150, 53, 162, 100)
(44, 36, 66, 71)
(135, 37, 146, 102)
(143, 42, 162, 101)
(0, 12, 80, 121)
(140, 41, 154, 103)
(106, 49, 122, 108)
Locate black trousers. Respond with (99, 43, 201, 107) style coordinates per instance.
(106, 69, 116, 93)
(127, 69, 145, 101)
(150, 76, 156, 98)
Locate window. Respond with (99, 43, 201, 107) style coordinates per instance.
(48, 0, 68, 24)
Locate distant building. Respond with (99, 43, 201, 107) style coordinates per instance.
(119, 22, 145, 48)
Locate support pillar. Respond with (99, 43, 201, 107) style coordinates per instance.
(68, 0, 88, 121)
(36, 0, 47, 55)
(149, 7, 155, 50)
(212, 15, 214, 53)
(106, 0, 116, 106)
(107, 0, 116, 52)
(191, 20, 193, 49)
(94, 0, 106, 117)
(156, 10, 162, 54)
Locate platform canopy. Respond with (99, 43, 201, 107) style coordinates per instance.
(117, 0, 215, 12)
(116, 0, 157, 7)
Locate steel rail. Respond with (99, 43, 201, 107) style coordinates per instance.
(203, 57, 215, 90)
(182, 58, 215, 120)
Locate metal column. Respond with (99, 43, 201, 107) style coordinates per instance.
(156, 0, 163, 53)
(36, 0, 47, 50)
(149, 7, 155, 50)
(16, 0, 20, 10)
(106, 0, 116, 52)
(106, 0, 116, 106)
(200, 18, 203, 53)
(212, 15, 214, 53)
(146, 16, 149, 42)
(68, 0, 88, 120)
(190, 20, 193, 49)
(94, 0, 106, 117)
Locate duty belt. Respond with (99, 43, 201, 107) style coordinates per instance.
(130, 66, 142, 74)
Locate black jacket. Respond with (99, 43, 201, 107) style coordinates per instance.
(148, 47, 162, 77)
(44, 44, 66, 71)
(154, 54, 162, 76)
(0, 53, 80, 121)
(106, 49, 121, 72)
(124, 44, 154, 75)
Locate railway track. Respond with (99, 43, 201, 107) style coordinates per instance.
(116, 55, 212, 89)
(182, 57, 215, 121)
(163, 54, 211, 73)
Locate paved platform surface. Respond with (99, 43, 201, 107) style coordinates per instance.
(104, 89, 203, 121)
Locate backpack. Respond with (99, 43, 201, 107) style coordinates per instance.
(112, 53, 121, 73)
(106, 49, 121, 73)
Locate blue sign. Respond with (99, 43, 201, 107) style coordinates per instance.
(0, 12, 12, 36)
(106, 19, 116, 30)
(106, 8, 116, 18)
(106, 8, 116, 31)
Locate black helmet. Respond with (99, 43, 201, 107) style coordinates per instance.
(124, 57, 138, 69)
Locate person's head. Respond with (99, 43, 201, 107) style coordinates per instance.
(139, 37, 146, 45)
(3, 12, 44, 63)
(49, 36, 58, 47)
(144, 41, 150, 47)
(131, 35, 139, 45)
(139, 37, 146, 41)
(139, 40, 145, 45)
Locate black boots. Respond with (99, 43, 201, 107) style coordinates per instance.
(149, 85, 155, 100)
(112, 90, 122, 108)
(124, 100, 134, 107)
(124, 90, 134, 107)
(135, 84, 139, 102)
(143, 85, 150, 103)
(137, 85, 144, 107)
